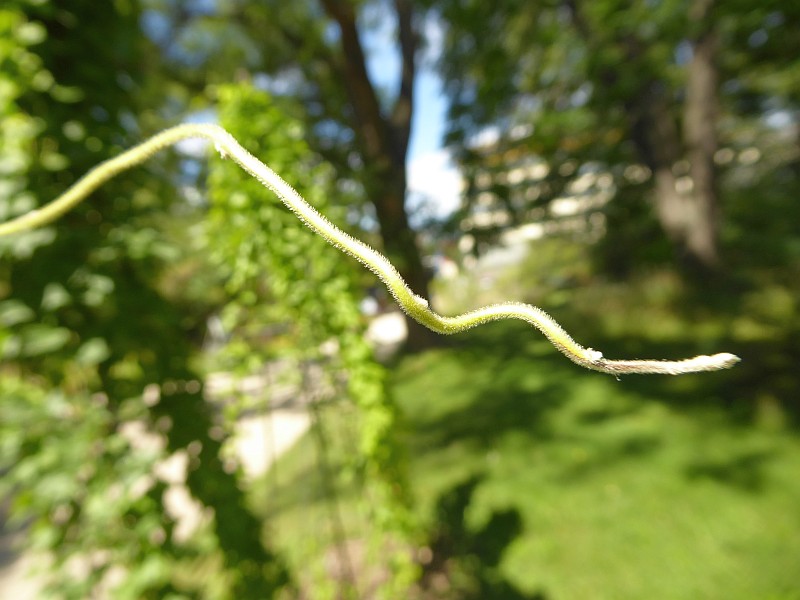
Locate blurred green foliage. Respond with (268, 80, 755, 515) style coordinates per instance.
(143, 0, 436, 347)
(432, 0, 800, 276)
(1, 0, 799, 598)
(207, 80, 419, 595)
(1, 1, 288, 597)
(266, 311, 800, 599)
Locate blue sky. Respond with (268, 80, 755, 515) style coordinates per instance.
(361, 9, 446, 158)
(363, 15, 461, 220)
(171, 6, 463, 220)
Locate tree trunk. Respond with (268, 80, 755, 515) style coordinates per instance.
(624, 19, 721, 272)
(682, 0, 721, 269)
(370, 166, 438, 350)
(647, 0, 721, 271)
(567, 0, 721, 273)
(321, 0, 437, 349)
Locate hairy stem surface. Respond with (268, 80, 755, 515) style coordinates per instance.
(0, 124, 740, 375)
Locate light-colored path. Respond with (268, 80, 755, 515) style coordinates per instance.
(0, 525, 41, 600)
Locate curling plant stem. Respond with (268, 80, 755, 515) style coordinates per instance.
(0, 124, 740, 375)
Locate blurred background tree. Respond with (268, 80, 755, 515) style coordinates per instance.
(143, 0, 438, 348)
(431, 0, 800, 277)
(206, 80, 418, 595)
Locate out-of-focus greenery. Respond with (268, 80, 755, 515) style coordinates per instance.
(396, 324, 800, 599)
(2, 2, 420, 597)
(1, 0, 799, 598)
(143, 0, 437, 348)
(431, 0, 800, 275)
(1, 1, 289, 597)
(264, 275, 800, 598)
(207, 80, 419, 595)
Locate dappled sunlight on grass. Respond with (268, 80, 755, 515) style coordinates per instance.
(388, 319, 800, 599)
(264, 341, 795, 596)
(258, 265, 800, 598)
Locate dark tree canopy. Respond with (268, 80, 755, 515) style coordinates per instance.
(431, 0, 800, 276)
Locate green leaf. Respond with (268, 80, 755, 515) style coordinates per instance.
(18, 324, 71, 356)
(41, 282, 71, 310)
(0, 299, 34, 326)
(76, 337, 110, 365)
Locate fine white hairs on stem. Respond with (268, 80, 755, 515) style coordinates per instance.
(214, 142, 229, 160)
(0, 124, 741, 376)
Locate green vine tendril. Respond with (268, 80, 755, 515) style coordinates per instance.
(0, 124, 740, 375)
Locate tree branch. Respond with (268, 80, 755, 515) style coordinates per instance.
(390, 0, 416, 161)
(319, 0, 390, 163)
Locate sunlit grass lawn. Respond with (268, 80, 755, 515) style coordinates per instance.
(260, 316, 800, 599)
(394, 320, 800, 598)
